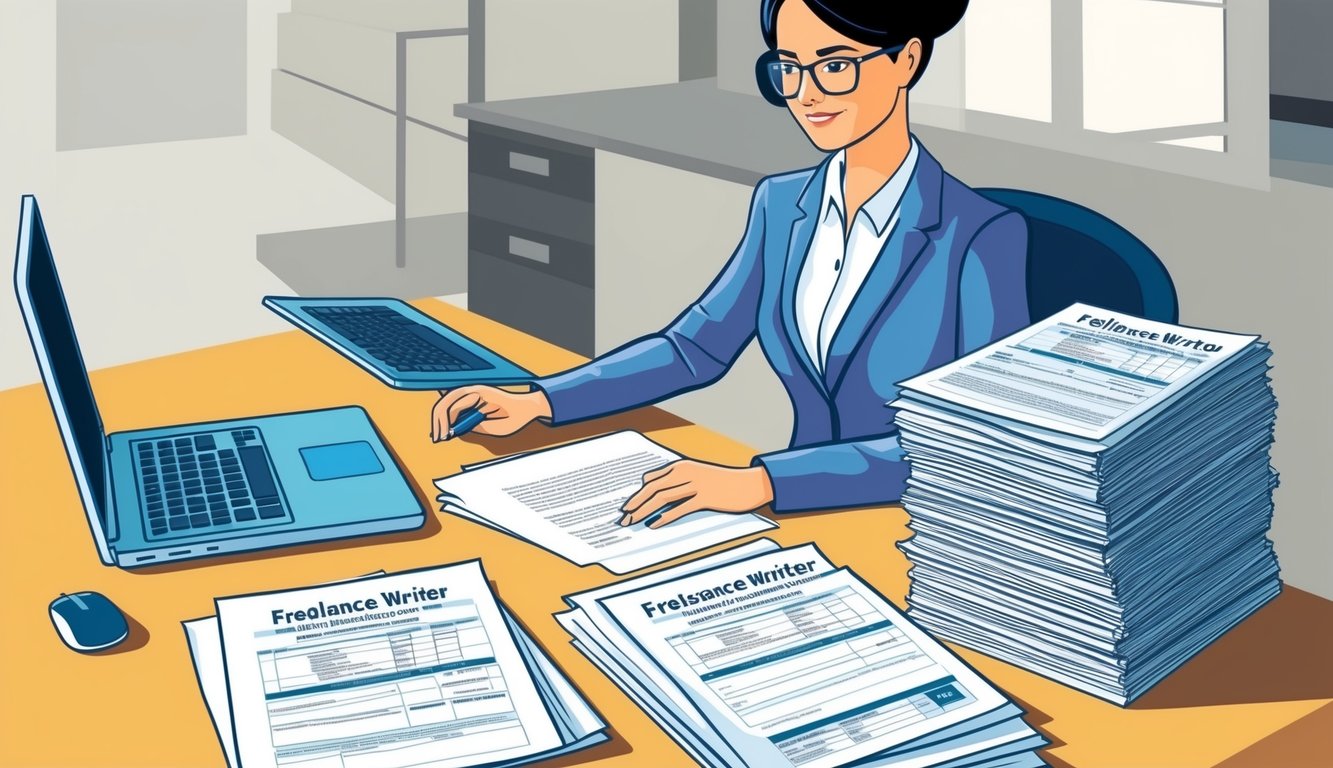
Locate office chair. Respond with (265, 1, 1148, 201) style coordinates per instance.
(976, 188, 1179, 324)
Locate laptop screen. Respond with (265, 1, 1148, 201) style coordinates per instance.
(15, 197, 108, 533)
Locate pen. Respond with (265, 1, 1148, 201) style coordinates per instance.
(640, 501, 680, 529)
(446, 406, 487, 440)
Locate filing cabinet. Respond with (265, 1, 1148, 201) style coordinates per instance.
(468, 123, 597, 356)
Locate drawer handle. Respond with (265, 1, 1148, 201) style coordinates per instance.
(508, 151, 550, 177)
(508, 235, 551, 264)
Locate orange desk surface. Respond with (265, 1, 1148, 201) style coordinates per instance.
(1, 299, 1329, 768)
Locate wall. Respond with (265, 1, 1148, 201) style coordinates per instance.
(1270, 0, 1333, 103)
(0, 0, 392, 392)
(483, 0, 679, 101)
(678, 0, 718, 81)
(56, 0, 248, 150)
(716, 0, 764, 95)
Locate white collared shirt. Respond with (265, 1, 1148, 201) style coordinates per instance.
(795, 139, 920, 375)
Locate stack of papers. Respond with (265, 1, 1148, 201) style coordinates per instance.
(557, 538, 1047, 768)
(184, 561, 607, 768)
(891, 304, 1281, 705)
(435, 430, 776, 574)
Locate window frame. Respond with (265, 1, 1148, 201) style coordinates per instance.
(912, 0, 1270, 189)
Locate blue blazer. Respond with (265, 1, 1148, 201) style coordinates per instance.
(533, 141, 1030, 513)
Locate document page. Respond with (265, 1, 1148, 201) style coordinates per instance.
(435, 431, 776, 573)
(215, 561, 562, 768)
(599, 554, 1025, 768)
(897, 304, 1258, 443)
(184, 615, 241, 768)
(558, 539, 791, 767)
(187, 608, 605, 768)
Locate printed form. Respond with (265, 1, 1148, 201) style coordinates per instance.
(896, 303, 1260, 444)
(597, 549, 1036, 768)
(215, 561, 562, 768)
(557, 540, 789, 767)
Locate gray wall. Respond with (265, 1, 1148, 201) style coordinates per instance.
(1271, 0, 1333, 102)
(483, 0, 679, 101)
(912, 124, 1333, 599)
(679, 0, 718, 81)
(57, 0, 247, 150)
(717, 0, 764, 94)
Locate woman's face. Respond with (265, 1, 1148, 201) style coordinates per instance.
(775, 0, 920, 152)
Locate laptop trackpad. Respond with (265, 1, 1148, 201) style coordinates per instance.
(300, 441, 384, 481)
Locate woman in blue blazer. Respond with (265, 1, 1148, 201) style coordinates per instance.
(433, 0, 1030, 526)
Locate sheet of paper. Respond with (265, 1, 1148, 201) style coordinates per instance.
(214, 560, 564, 768)
(895, 303, 1260, 444)
(435, 431, 776, 574)
(186, 603, 606, 768)
(183, 615, 241, 768)
(597, 553, 1039, 768)
(558, 538, 785, 766)
(184, 571, 391, 768)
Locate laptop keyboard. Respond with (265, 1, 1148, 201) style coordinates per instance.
(135, 429, 289, 539)
(304, 305, 493, 373)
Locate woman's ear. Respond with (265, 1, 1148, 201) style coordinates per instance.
(755, 52, 789, 106)
(899, 38, 925, 89)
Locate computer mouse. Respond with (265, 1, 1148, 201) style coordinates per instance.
(49, 591, 129, 653)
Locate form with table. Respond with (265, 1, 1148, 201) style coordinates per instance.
(1, 299, 1330, 767)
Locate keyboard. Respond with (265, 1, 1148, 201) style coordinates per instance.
(304, 305, 493, 373)
(134, 429, 290, 538)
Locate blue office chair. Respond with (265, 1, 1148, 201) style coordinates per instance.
(976, 188, 1178, 324)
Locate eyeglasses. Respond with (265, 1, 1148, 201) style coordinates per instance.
(758, 45, 905, 100)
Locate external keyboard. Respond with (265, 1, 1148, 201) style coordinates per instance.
(134, 429, 289, 538)
(305, 305, 492, 373)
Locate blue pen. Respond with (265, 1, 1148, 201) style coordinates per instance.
(446, 406, 487, 440)
(641, 501, 680, 528)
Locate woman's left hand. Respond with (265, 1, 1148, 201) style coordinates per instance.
(619, 460, 774, 528)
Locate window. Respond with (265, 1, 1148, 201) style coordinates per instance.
(912, 0, 1269, 187)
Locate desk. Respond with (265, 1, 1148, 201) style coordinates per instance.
(1, 299, 1329, 767)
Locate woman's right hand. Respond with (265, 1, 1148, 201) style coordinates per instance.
(430, 386, 552, 442)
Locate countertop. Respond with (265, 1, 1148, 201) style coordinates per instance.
(456, 78, 822, 186)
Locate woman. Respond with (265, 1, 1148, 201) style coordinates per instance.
(432, 0, 1029, 527)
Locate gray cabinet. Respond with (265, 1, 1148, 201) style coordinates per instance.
(468, 124, 596, 356)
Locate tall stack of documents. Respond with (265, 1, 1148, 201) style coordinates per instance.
(557, 539, 1048, 768)
(184, 561, 607, 768)
(891, 304, 1280, 705)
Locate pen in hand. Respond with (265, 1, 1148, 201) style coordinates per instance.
(445, 406, 487, 440)
(621, 501, 679, 529)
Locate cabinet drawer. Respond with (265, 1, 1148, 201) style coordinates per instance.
(469, 215, 593, 288)
(468, 250, 594, 357)
(469, 123, 594, 202)
(468, 173, 594, 245)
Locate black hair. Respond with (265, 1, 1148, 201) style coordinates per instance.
(759, 0, 968, 90)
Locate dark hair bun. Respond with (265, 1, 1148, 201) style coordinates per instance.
(761, 0, 970, 49)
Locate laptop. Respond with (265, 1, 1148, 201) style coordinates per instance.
(14, 196, 425, 568)
(264, 296, 533, 390)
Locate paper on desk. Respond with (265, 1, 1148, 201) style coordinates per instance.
(207, 560, 601, 768)
(570, 544, 1044, 768)
(184, 571, 390, 768)
(557, 538, 783, 767)
(185, 604, 604, 768)
(434, 431, 777, 574)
